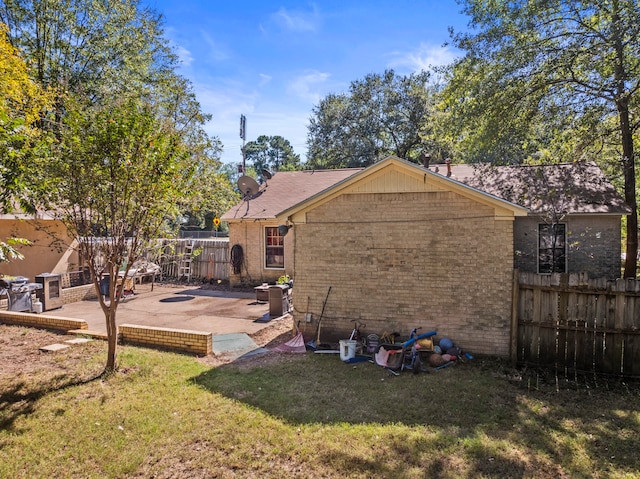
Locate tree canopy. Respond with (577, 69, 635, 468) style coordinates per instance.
(1, 0, 173, 102)
(244, 135, 301, 182)
(0, 0, 234, 233)
(0, 1, 235, 371)
(445, 0, 640, 277)
(0, 22, 52, 213)
(306, 69, 446, 169)
(0, 22, 51, 264)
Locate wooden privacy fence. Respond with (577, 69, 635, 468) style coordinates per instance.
(514, 271, 640, 378)
(148, 239, 230, 281)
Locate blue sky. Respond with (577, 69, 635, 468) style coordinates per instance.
(147, 1, 471, 166)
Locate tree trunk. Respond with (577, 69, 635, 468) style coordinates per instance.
(100, 263, 119, 374)
(613, 3, 638, 278)
(618, 102, 638, 278)
(105, 306, 118, 373)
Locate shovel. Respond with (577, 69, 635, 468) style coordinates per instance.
(306, 286, 331, 350)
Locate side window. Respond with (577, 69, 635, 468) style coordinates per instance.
(265, 226, 284, 269)
(538, 223, 566, 274)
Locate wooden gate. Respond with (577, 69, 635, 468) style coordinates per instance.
(515, 271, 640, 378)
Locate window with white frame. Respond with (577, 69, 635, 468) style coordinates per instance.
(538, 223, 566, 273)
(265, 226, 284, 269)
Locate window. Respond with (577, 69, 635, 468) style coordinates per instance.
(538, 223, 566, 273)
(265, 226, 284, 269)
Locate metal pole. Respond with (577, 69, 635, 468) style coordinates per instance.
(240, 114, 246, 173)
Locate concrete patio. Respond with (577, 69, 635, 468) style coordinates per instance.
(44, 284, 276, 336)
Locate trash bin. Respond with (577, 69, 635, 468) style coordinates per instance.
(100, 275, 110, 297)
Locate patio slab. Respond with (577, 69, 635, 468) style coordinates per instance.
(45, 285, 275, 338)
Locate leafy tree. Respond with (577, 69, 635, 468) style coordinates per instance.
(306, 69, 444, 168)
(0, 0, 235, 224)
(0, 22, 51, 211)
(446, 0, 640, 278)
(178, 148, 240, 231)
(244, 135, 301, 182)
(0, 0, 175, 107)
(0, 22, 51, 264)
(47, 96, 199, 373)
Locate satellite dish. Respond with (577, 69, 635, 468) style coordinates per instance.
(237, 175, 260, 198)
(278, 224, 291, 236)
(262, 169, 273, 180)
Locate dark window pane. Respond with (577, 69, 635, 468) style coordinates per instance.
(538, 224, 566, 273)
(265, 227, 284, 268)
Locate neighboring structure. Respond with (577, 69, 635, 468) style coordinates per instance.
(449, 162, 630, 279)
(0, 211, 80, 281)
(222, 157, 629, 357)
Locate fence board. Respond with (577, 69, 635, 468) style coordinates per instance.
(144, 239, 230, 282)
(517, 271, 640, 379)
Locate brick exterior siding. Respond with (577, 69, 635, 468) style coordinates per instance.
(228, 221, 294, 286)
(293, 191, 515, 357)
(513, 215, 622, 279)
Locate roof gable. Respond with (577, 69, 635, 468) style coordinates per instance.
(280, 157, 527, 222)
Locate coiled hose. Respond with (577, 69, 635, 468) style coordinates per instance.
(230, 244, 243, 274)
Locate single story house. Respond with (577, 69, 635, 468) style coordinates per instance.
(221, 157, 629, 356)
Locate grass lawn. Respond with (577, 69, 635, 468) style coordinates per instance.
(1, 326, 640, 478)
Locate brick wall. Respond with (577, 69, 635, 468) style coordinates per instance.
(119, 324, 212, 356)
(292, 191, 515, 357)
(62, 284, 98, 303)
(228, 221, 295, 286)
(0, 310, 88, 331)
(514, 215, 622, 279)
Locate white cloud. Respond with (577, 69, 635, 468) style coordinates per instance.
(175, 45, 194, 67)
(271, 4, 320, 32)
(199, 31, 230, 62)
(259, 73, 272, 87)
(388, 43, 459, 73)
(287, 70, 331, 103)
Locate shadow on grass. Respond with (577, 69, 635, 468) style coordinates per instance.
(192, 354, 640, 477)
(0, 373, 102, 432)
(193, 353, 515, 428)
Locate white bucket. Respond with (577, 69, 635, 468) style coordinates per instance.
(339, 339, 357, 361)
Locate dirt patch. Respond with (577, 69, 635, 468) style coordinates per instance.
(0, 326, 105, 378)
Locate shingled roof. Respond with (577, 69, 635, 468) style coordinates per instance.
(444, 162, 630, 215)
(221, 159, 630, 221)
(221, 168, 362, 221)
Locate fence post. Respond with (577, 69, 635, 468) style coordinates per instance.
(510, 268, 519, 366)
